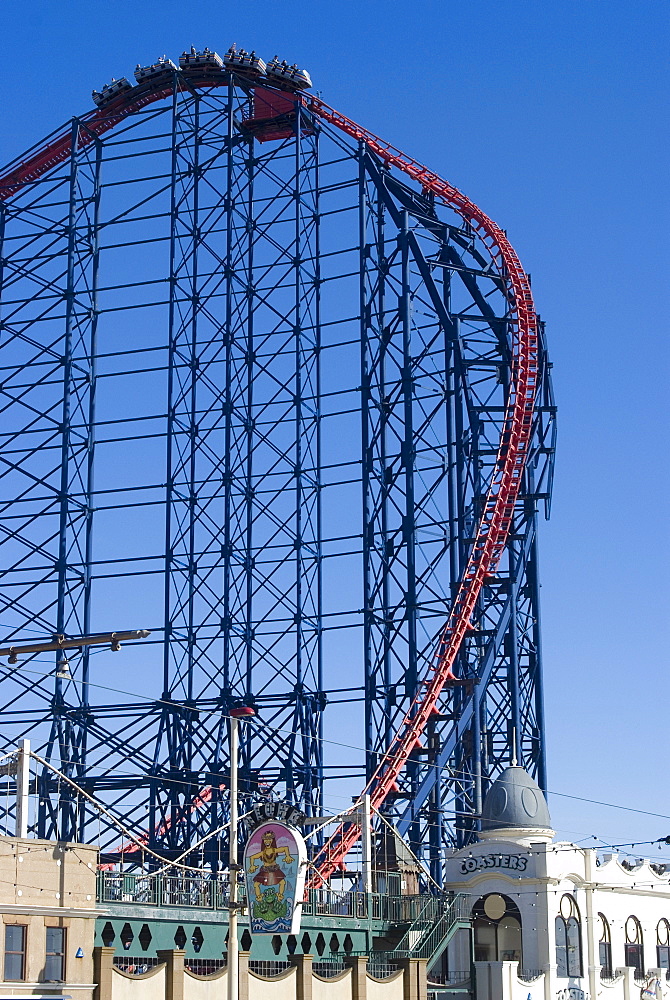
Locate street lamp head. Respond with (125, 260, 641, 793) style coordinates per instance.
(229, 704, 256, 719)
(56, 659, 71, 679)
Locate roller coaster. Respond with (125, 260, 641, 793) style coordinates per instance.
(0, 47, 556, 884)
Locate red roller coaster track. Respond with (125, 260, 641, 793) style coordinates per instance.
(304, 96, 538, 883)
(0, 78, 538, 882)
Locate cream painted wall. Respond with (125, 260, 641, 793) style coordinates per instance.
(366, 970, 404, 1000)
(0, 835, 98, 996)
(111, 966, 166, 1000)
(184, 967, 226, 1000)
(312, 969, 352, 999)
(248, 967, 296, 1000)
(101, 954, 423, 1000)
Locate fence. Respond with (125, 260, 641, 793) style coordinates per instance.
(184, 958, 227, 976)
(248, 960, 293, 977)
(113, 956, 161, 975)
(313, 960, 347, 978)
(97, 871, 459, 925)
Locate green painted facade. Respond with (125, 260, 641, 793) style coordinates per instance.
(94, 872, 446, 964)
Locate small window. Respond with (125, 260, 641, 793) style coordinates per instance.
(138, 925, 152, 952)
(4, 925, 27, 982)
(556, 895, 582, 978)
(656, 919, 670, 970)
(101, 922, 115, 947)
(556, 916, 568, 977)
(120, 923, 134, 951)
(45, 927, 66, 982)
(598, 913, 612, 976)
(625, 916, 644, 974)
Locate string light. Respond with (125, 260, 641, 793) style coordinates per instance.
(4, 658, 670, 833)
(0, 690, 669, 884)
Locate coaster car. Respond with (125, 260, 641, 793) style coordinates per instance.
(92, 77, 133, 109)
(223, 45, 267, 79)
(265, 57, 312, 91)
(179, 47, 224, 76)
(134, 56, 178, 85)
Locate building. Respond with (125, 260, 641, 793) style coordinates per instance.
(0, 835, 98, 998)
(0, 832, 429, 999)
(2, 771, 670, 1000)
(440, 767, 670, 1000)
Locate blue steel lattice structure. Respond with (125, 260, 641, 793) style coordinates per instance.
(0, 63, 555, 878)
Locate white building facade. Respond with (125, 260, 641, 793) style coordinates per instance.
(441, 767, 670, 1000)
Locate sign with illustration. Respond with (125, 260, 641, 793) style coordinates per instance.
(243, 820, 307, 934)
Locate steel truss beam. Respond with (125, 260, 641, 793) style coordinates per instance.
(0, 72, 555, 879)
(354, 151, 554, 877)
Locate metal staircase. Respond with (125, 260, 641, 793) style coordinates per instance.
(390, 892, 471, 966)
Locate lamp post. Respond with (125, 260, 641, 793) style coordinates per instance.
(0, 629, 152, 665)
(227, 703, 256, 1000)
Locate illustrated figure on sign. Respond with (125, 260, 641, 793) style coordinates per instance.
(247, 830, 295, 902)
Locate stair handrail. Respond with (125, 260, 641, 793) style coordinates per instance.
(391, 893, 445, 952)
(414, 894, 472, 963)
(390, 892, 471, 963)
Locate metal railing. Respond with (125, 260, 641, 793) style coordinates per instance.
(113, 956, 161, 975)
(428, 990, 472, 1000)
(518, 969, 543, 982)
(311, 955, 400, 979)
(248, 960, 292, 977)
(184, 959, 226, 976)
(399, 894, 471, 963)
(98, 872, 229, 909)
(327, 895, 469, 970)
(367, 962, 401, 979)
(392, 894, 444, 952)
(313, 961, 347, 978)
(97, 871, 456, 925)
(428, 972, 472, 986)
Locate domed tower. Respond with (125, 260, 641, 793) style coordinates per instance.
(479, 766, 554, 845)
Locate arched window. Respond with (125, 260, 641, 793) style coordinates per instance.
(472, 894, 522, 964)
(624, 916, 644, 974)
(555, 895, 582, 978)
(598, 914, 612, 976)
(657, 919, 670, 971)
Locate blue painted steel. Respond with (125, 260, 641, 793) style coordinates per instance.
(37, 120, 103, 842)
(0, 73, 555, 879)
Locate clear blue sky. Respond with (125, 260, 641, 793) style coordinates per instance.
(1, 1, 668, 853)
